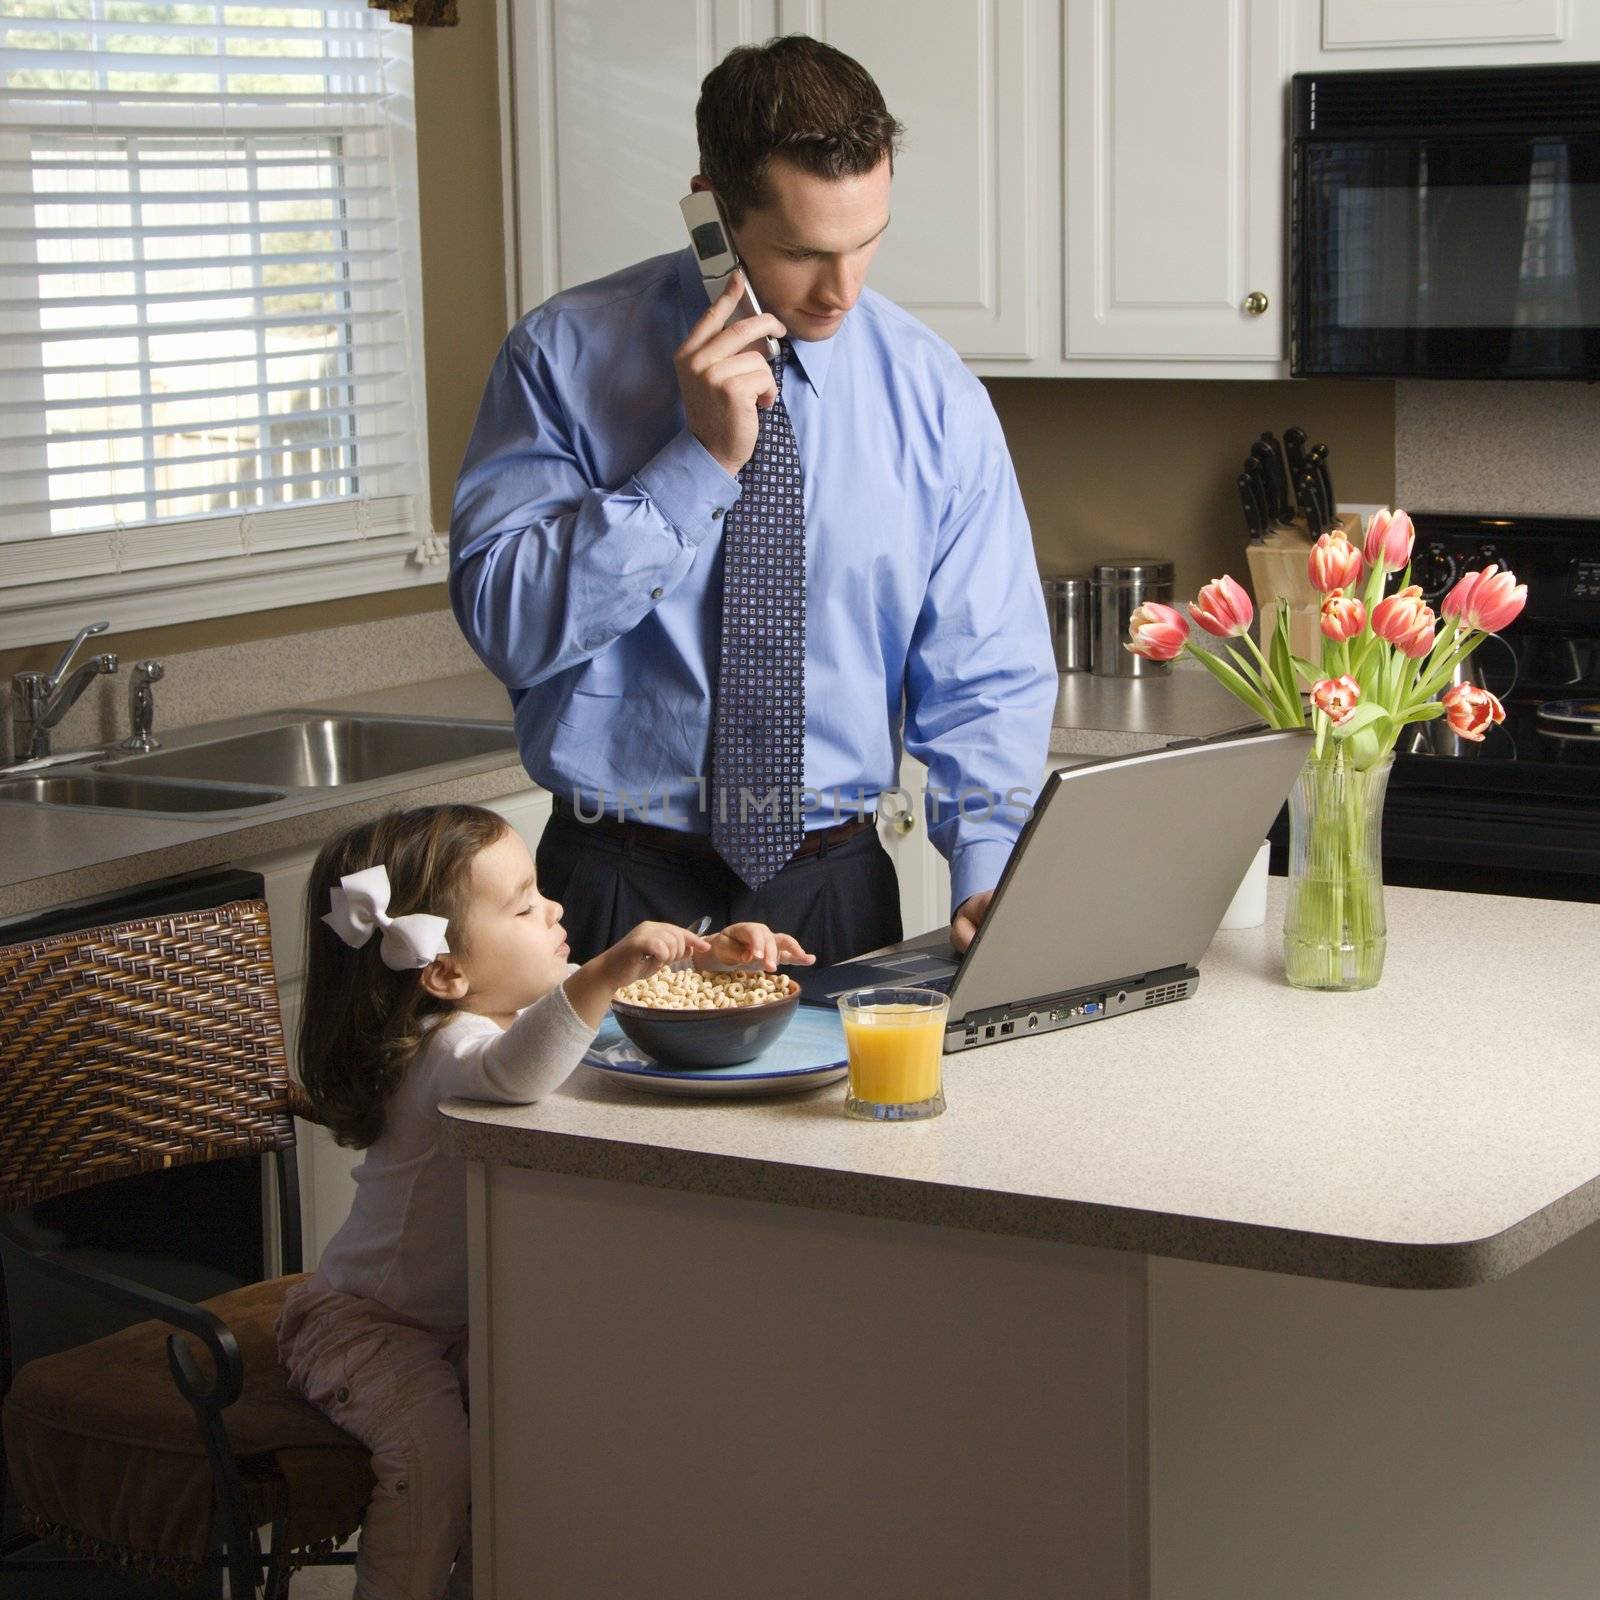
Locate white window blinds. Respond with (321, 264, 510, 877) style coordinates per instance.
(0, 0, 423, 560)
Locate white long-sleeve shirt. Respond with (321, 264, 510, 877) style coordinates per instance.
(316, 969, 593, 1328)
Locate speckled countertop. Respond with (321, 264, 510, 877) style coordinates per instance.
(441, 883, 1600, 1291)
(1048, 665, 1258, 755)
(1, 665, 1249, 921)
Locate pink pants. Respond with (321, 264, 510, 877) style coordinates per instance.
(277, 1274, 472, 1600)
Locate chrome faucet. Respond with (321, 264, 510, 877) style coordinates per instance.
(119, 659, 164, 753)
(11, 620, 119, 761)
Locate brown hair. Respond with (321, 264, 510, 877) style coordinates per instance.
(696, 35, 904, 224)
(297, 803, 509, 1148)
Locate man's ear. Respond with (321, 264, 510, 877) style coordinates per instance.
(419, 954, 469, 1003)
(689, 174, 711, 193)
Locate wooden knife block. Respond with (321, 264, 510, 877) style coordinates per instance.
(1243, 513, 1362, 666)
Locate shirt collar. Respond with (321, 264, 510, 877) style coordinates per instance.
(784, 329, 836, 395)
(674, 246, 838, 396)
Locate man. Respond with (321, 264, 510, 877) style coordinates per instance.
(450, 35, 1055, 966)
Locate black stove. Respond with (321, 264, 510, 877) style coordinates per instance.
(1276, 513, 1600, 902)
(1387, 512, 1600, 901)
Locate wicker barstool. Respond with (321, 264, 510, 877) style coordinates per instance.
(0, 900, 372, 1597)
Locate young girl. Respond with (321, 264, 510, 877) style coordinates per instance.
(277, 802, 812, 1600)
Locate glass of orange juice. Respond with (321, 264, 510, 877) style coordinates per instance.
(837, 987, 949, 1121)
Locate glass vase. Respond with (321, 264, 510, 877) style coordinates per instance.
(1283, 752, 1393, 991)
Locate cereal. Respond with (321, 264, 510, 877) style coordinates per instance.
(615, 967, 798, 1010)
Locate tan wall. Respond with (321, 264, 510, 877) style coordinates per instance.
(415, 14, 510, 537)
(4, 17, 1396, 683)
(987, 377, 1396, 599)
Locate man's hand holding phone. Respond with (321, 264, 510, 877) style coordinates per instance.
(674, 272, 786, 478)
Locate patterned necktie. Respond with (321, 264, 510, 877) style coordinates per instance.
(710, 340, 806, 889)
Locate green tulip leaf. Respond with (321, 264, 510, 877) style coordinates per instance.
(1328, 700, 1389, 740)
(1348, 726, 1383, 769)
(1396, 701, 1446, 724)
(1184, 642, 1282, 726)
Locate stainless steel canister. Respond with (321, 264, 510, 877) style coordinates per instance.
(1090, 558, 1176, 678)
(1041, 574, 1091, 672)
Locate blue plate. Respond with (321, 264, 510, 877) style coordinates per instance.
(582, 1008, 848, 1097)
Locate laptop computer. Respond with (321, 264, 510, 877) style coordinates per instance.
(795, 727, 1311, 1053)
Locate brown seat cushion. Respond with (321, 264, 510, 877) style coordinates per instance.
(2, 1271, 373, 1571)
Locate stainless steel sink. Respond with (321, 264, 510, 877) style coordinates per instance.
(102, 715, 520, 789)
(0, 775, 284, 814)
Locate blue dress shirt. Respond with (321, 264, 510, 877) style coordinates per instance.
(449, 248, 1056, 914)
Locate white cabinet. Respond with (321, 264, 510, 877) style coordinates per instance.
(781, 0, 1040, 360)
(504, 0, 1596, 380)
(505, 0, 1286, 376)
(508, 0, 1040, 360)
(242, 787, 551, 1269)
(881, 752, 953, 939)
(509, 0, 759, 307)
(1295, 0, 1590, 65)
(1062, 0, 1288, 367)
(492, 786, 555, 860)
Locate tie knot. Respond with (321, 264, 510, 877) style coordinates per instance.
(770, 338, 791, 390)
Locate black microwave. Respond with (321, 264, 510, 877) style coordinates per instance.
(1291, 63, 1600, 380)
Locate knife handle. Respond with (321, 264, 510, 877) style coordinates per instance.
(1308, 442, 1336, 521)
(1295, 471, 1324, 538)
(1237, 472, 1265, 543)
(1248, 443, 1282, 522)
(1258, 433, 1292, 519)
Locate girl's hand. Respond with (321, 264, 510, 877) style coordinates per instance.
(695, 921, 816, 974)
(608, 921, 713, 984)
(564, 922, 714, 1030)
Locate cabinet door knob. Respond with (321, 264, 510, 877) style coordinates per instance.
(1243, 290, 1270, 316)
(878, 792, 917, 836)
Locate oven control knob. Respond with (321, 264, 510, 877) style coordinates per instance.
(1414, 543, 1458, 599)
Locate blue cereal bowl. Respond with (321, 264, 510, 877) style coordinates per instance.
(609, 988, 800, 1069)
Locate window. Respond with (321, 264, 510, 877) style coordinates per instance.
(0, 1, 428, 645)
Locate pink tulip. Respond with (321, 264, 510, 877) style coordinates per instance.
(1189, 575, 1254, 638)
(1310, 675, 1362, 726)
(1370, 584, 1437, 660)
(1125, 601, 1189, 661)
(1319, 588, 1366, 642)
(1363, 507, 1415, 573)
(1308, 532, 1364, 595)
(1441, 564, 1528, 634)
(1440, 683, 1506, 743)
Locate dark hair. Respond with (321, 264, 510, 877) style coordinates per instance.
(298, 803, 509, 1149)
(696, 35, 903, 224)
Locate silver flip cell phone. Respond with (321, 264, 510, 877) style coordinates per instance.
(679, 189, 779, 360)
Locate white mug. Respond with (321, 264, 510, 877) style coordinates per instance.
(1219, 840, 1270, 930)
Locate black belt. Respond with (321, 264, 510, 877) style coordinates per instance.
(551, 796, 875, 862)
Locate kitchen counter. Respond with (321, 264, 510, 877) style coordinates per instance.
(442, 881, 1594, 1291)
(449, 883, 1600, 1600)
(2, 663, 1246, 921)
(1048, 661, 1258, 756)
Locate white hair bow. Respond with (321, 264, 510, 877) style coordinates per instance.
(322, 865, 451, 972)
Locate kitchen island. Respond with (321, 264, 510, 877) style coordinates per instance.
(441, 882, 1600, 1600)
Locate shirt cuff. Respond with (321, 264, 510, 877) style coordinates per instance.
(632, 429, 742, 543)
(547, 970, 598, 1047)
(949, 840, 1015, 920)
